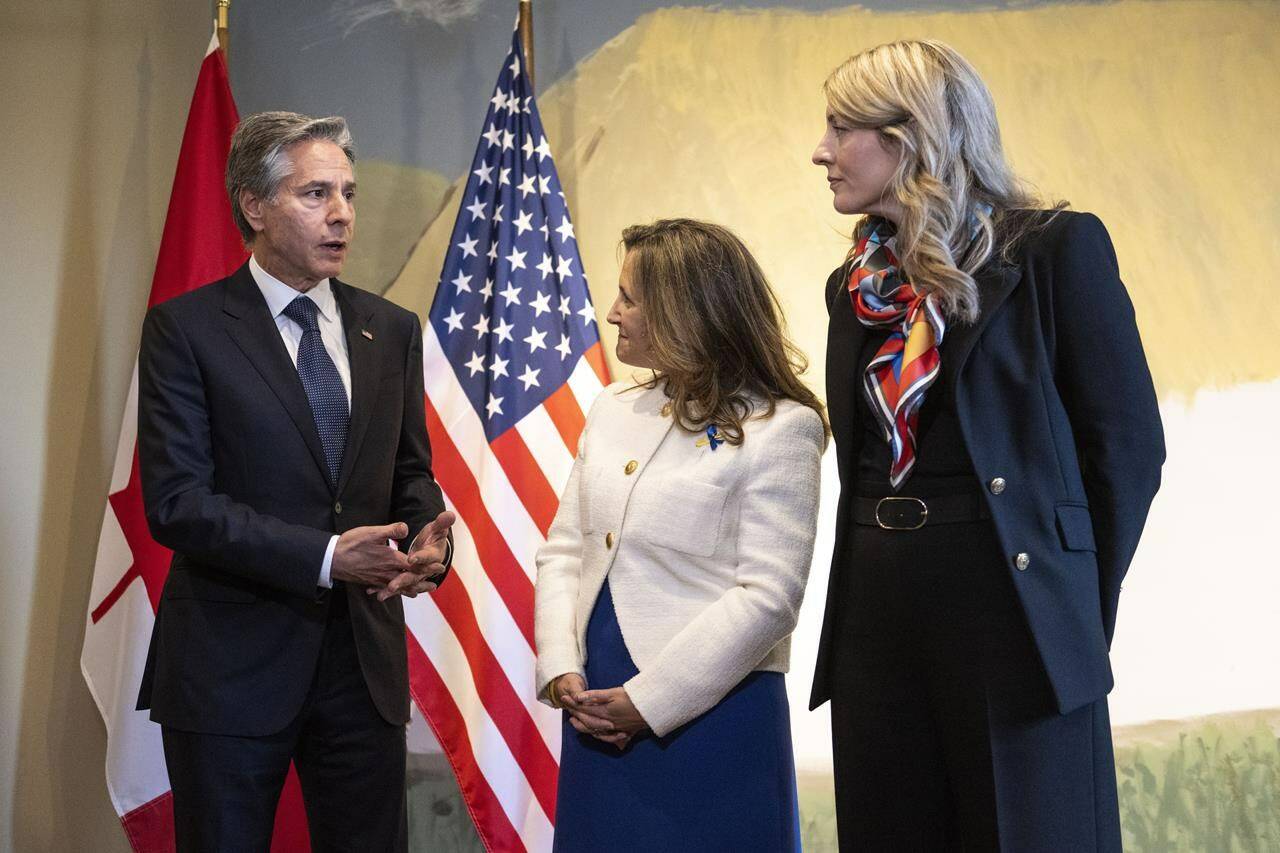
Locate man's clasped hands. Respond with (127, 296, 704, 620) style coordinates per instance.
(330, 510, 456, 601)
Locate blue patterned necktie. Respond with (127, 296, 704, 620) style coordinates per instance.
(282, 295, 349, 487)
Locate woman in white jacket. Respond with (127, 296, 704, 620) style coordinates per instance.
(534, 219, 827, 851)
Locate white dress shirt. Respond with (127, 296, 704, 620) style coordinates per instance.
(249, 255, 350, 588)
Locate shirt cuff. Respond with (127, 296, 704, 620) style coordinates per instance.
(319, 534, 339, 588)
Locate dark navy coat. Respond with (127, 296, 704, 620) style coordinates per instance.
(810, 211, 1165, 716)
(136, 263, 448, 736)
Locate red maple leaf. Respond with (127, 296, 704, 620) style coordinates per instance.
(92, 448, 170, 622)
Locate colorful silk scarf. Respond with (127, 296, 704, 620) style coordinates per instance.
(849, 217, 946, 491)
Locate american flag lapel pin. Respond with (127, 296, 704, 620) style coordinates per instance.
(361, 328, 374, 341)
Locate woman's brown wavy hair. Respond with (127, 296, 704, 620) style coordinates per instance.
(620, 219, 829, 447)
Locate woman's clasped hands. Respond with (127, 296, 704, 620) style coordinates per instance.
(551, 674, 648, 751)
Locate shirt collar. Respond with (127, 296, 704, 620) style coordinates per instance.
(249, 255, 338, 324)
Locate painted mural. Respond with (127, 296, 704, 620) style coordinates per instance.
(234, 1, 1280, 849)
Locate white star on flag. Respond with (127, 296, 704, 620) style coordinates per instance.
(518, 364, 541, 390)
(499, 282, 522, 305)
(493, 317, 515, 343)
(524, 327, 548, 352)
(458, 235, 479, 258)
(443, 308, 465, 333)
(537, 253, 554, 280)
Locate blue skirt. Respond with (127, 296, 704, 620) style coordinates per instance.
(553, 578, 801, 852)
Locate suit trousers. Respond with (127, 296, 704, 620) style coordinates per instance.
(161, 588, 408, 853)
(829, 518, 1121, 852)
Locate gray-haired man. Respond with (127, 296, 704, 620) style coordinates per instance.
(136, 112, 453, 851)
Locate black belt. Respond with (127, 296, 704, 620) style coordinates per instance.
(853, 493, 990, 530)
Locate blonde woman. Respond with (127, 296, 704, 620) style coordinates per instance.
(534, 219, 826, 851)
(809, 41, 1164, 849)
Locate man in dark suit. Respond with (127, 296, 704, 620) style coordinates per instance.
(136, 111, 454, 852)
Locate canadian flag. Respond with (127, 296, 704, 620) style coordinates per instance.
(80, 30, 310, 851)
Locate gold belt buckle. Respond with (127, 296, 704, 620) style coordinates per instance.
(875, 497, 928, 530)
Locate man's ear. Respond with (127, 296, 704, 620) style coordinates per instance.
(239, 188, 268, 235)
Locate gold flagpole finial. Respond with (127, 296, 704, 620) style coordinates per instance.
(517, 0, 534, 89)
(216, 0, 231, 56)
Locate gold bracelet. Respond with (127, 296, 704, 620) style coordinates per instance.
(547, 677, 563, 709)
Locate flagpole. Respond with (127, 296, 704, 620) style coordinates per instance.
(215, 0, 231, 56)
(517, 0, 534, 87)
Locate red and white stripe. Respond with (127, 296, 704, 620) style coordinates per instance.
(408, 323, 607, 852)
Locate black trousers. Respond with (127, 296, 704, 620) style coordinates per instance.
(829, 519, 1121, 852)
(162, 592, 407, 853)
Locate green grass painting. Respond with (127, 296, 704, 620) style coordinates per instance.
(405, 709, 1278, 850)
(1115, 712, 1280, 852)
(796, 710, 1280, 853)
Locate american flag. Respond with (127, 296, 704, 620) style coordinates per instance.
(405, 27, 609, 852)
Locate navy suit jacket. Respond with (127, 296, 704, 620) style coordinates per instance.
(136, 262, 447, 736)
(810, 211, 1165, 715)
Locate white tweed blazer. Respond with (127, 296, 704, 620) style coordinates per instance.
(534, 381, 824, 737)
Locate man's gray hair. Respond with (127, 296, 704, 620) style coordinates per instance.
(225, 111, 356, 243)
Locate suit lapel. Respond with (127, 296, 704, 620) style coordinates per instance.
(332, 280, 377, 496)
(826, 278, 867, 485)
(942, 260, 1023, 392)
(222, 264, 332, 487)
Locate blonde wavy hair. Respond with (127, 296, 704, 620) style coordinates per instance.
(824, 39, 1054, 322)
(620, 219, 829, 447)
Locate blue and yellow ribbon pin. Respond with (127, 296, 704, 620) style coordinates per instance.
(695, 425, 724, 451)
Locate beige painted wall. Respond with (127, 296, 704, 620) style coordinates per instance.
(0, 1, 214, 848)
